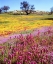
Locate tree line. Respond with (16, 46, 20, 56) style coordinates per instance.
(0, 1, 53, 15)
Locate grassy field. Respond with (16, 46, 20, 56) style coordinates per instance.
(0, 14, 53, 36)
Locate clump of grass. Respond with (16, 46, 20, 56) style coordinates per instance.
(0, 21, 9, 24)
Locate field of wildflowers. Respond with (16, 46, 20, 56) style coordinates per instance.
(0, 14, 53, 36)
(0, 14, 53, 64)
(0, 26, 53, 64)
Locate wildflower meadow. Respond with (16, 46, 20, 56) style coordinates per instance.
(0, 0, 53, 64)
(0, 13, 53, 64)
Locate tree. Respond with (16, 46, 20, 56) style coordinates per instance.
(50, 7, 53, 14)
(1, 6, 10, 13)
(20, 1, 35, 15)
(0, 8, 2, 14)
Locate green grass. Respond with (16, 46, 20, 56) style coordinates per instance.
(0, 13, 53, 19)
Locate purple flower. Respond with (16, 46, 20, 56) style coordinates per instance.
(8, 60, 11, 64)
(4, 58, 7, 62)
(17, 61, 22, 64)
(30, 61, 37, 64)
(19, 56, 23, 60)
(8, 53, 12, 59)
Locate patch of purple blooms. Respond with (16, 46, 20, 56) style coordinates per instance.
(0, 27, 53, 64)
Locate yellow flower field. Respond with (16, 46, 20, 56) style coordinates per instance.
(0, 14, 53, 36)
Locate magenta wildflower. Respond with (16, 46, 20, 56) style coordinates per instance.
(4, 58, 7, 62)
(30, 61, 37, 64)
(8, 60, 11, 64)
